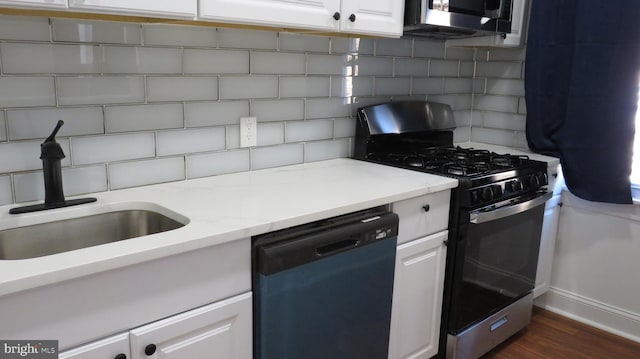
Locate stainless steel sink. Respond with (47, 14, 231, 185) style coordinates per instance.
(0, 210, 186, 260)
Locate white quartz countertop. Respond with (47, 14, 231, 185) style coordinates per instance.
(0, 158, 457, 297)
(456, 142, 561, 167)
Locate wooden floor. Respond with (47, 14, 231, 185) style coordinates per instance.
(482, 307, 640, 359)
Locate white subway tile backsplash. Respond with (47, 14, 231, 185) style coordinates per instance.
(375, 38, 413, 57)
(375, 77, 411, 96)
(331, 38, 373, 55)
(185, 101, 249, 127)
(218, 29, 277, 50)
(307, 54, 353, 75)
(331, 76, 373, 97)
(414, 39, 445, 58)
(57, 76, 145, 105)
(334, 118, 356, 138)
(0, 15, 528, 204)
(219, 76, 278, 100)
(0, 77, 56, 107)
(280, 76, 330, 98)
(445, 47, 474, 60)
(105, 104, 183, 133)
(226, 125, 240, 149)
(187, 149, 250, 179)
(71, 133, 155, 165)
(444, 78, 473, 94)
(0, 114, 6, 141)
(454, 126, 471, 143)
(306, 98, 351, 119)
(1, 43, 101, 74)
(486, 79, 525, 96)
(474, 94, 519, 113)
(156, 127, 225, 156)
(470, 127, 515, 147)
(481, 111, 527, 131)
(429, 60, 459, 77)
(286, 119, 333, 142)
(0, 15, 50, 41)
(251, 143, 303, 170)
(257, 122, 284, 146)
(355, 56, 393, 76)
(147, 76, 218, 102)
(142, 24, 217, 47)
(183, 49, 249, 74)
(518, 97, 527, 114)
(103, 46, 182, 74)
(251, 51, 305, 74)
(0, 139, 70, 173)
(0, 176, 12, 205)
(476, 61, 522, 79)
(109, 157, 185, 190)
(305, 138, 350, 162)
(62, 165, 109, 197)
(395, 58, 428, 77)
(251, 99, 304, 122)
(513, 131, 528, 149)
(279, 33, 330, 53)
(8, 107, 104, 140)
(13, 172, 43, 203)
(52, 19, 141, 44)
(412, 78, 443, 95)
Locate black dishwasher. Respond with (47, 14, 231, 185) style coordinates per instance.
(252, 207, 399, 359)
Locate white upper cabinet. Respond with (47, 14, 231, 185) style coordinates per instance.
(68, 0, 197, 19)
(340, 0, 404, 37)
(0, 0, 67, 9)
(199, 0, 341, 31)
(199, 0, 404, 37)
(446, 0, 530, 48)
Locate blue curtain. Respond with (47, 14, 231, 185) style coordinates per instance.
(525, 0, 640, 204)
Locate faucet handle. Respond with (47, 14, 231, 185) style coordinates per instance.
(41, 120, 66, 160)
(45, 120, 64, 143)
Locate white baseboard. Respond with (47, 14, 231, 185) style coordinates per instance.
(534, 287, 640, 343)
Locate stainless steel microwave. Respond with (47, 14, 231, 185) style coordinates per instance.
(404, 0, 513, 38)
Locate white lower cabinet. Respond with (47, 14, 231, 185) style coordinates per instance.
(59, 333, 130, 359)
(534, 194, 562, 298)
(129, 292, 252, 359)
(58, 292, 252, 359)
(388, 230, 447, 359)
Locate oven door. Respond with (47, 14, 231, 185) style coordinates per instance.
(450, 190, 552, 334)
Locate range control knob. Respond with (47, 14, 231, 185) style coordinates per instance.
(529, 174, 541, 189)
(507, 180, 523, 193)
(481, 187, 493, 202)
(539, 172, 549, 186)
(470, 190, 480, 204)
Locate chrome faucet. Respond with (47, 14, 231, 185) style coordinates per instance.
(10, 120, 96, 214)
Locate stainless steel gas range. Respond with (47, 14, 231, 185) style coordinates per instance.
(354, 101, 552, 359)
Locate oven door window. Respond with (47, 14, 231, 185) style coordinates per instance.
(454, 202, 545, 332)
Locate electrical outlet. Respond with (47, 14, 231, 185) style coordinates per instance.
(240, 116, 257, 147)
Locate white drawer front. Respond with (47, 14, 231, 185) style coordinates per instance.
(392, 191, 451, 245)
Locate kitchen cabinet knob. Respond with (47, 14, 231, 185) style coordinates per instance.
(333, 12, 341, 20)
(114, 354, 127, 359)
(144, 344, 157, 356)
(349, 14, 356, 22)
(422, 204, 430, 212)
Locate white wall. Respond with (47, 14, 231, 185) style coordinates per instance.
(535, 191, 640, 342)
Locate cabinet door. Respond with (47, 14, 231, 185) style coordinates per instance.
(129, 292, 252, 359)
(199, 0, 341, 31)
(533, 195, 561, 298)
(59, 333, 130, 359)
(68, 0, 196, 19)
(0, 0, 67, 9)
(389, 231, 447, 359)
(340, 0, 404, 37)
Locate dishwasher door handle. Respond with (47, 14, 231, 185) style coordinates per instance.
(316, 239, 360, 256)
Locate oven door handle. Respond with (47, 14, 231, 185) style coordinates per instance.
(469, 191, 553, 224)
